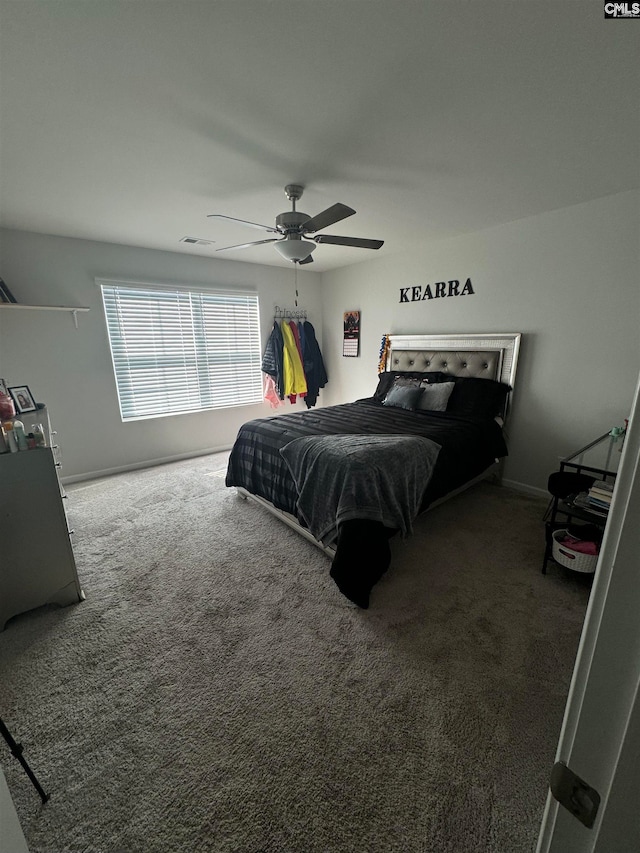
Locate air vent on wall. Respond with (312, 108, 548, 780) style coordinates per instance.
(180, 236, 215, 246)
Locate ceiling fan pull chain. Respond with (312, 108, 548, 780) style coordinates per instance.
(294, 261, 299, 306)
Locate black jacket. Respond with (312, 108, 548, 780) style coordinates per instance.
(302, 321, 328, 408)
(262, 321, 285, 399)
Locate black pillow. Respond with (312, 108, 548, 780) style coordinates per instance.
(373, 371, 450, 402)
(382, 384, 423, 411)
(446, 377, 512, 419)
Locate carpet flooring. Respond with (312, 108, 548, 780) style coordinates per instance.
(0, 453, 591, 852)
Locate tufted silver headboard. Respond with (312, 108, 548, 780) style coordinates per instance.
(389, 348, 502, 380)
(387, 333, 522, 417)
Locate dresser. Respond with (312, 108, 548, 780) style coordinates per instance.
(0, 408, 84, 631)
(0, 766, 29, 853)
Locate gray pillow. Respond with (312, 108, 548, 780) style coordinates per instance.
(382, 384, 423, 411)
(415, 382, 455, 412)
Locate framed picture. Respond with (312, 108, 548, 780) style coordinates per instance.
(9, 385, 37, 413)
(0, 378, 7, 396)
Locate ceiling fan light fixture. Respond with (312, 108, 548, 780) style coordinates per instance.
(210, 186, 382, 261)
(274, 238, 317, 263)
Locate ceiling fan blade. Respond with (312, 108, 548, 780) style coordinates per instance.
(300, 203, 356, 234)
(313, 235, 384, 249)
(207, 214, 278, 233)
(216, 238, 279, 252)
(298, 254, 314, 265)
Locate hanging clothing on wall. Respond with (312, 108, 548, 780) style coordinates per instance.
(262, 321, 285, 402)
(281, 320, 308, 402)
(297, 322, 306, 367)
(289, 321, 306, 383)
(263, 373, 285, 409)
(301, 321, 328, 409)
(261, 315, 327, 409)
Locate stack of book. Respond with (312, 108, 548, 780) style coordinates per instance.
(572, 479, 615, 518)
(587, 479, 614, 513)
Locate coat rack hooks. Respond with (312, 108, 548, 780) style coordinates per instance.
(274, 305, 307, 321)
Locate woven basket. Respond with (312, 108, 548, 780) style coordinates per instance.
(552, 529, 598, 574)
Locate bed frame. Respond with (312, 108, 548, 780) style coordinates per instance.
(237, 332, 521, 559)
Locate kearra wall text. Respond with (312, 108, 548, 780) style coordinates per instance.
(399, 278, 474, 303)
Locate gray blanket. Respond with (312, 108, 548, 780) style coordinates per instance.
(279, 433, 441, 547)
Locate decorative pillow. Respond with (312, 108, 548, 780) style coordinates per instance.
(446, 377, 512, 419)
(373, 372, 397, 402)
(382, 384, 423, 411)
(415, 382, 456, 412)
(418, 372, 452, 385)
(373, 371, 450, 402)
(393, 376, 424, 389)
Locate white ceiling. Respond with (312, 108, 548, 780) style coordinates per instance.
(0, 1, 638, 272)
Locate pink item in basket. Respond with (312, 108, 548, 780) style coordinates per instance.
(560, 535, 599, 556)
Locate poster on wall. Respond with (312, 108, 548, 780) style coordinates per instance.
(343, 311, 360, 357)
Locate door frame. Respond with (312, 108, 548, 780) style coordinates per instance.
(537, 370, 640, 852)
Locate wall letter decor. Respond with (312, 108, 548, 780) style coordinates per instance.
(399, 277, 475, 303)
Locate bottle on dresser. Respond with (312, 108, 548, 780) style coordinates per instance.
(3, 421, 19, 453)
(12, 420, 29, 451)
(31, 423, 47, 447)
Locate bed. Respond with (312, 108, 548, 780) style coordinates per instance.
(226, 332, 521, 607)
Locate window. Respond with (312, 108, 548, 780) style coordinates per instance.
(99, 280, 262, 421)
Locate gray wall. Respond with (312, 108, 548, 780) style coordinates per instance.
(320, 191, 640, 493)
(2, 190, 638, 491)
(0, 229, 323, 479)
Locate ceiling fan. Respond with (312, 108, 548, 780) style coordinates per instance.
(207, 184, 384, 264)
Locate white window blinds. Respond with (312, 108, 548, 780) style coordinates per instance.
(100, 282, 262, 421)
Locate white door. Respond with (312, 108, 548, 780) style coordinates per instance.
(537, 372, 640, 853)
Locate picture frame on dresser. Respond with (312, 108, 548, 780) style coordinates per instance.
(8, 385, 37, 413)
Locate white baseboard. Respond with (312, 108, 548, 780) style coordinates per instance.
(502, 478, 548, 498)
(61, 445, 233, 485)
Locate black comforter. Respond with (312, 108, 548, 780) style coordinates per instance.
(226, 397, 507, 607)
